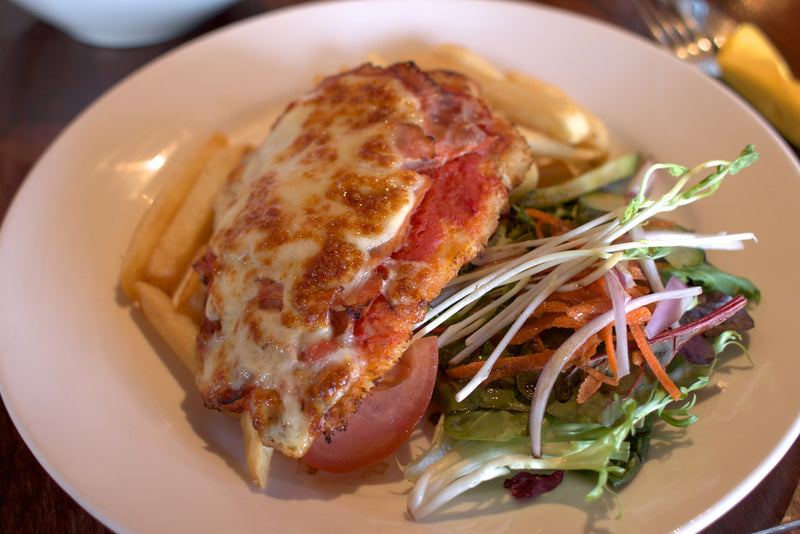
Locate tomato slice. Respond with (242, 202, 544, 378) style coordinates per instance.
(301, 337, 439, 473)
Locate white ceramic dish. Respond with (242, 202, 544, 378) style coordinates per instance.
(9, 0, 240, 48)
(1, 1, 799, 532)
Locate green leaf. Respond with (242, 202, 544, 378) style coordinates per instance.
(443, 409, 529, 441)
(623, 245, 672, 261)
(660, 262, 761, 303)
(666, 164, 690, 177)
(728, 145, 759, 174)
(606, 413, 656, 488)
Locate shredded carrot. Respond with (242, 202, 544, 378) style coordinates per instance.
(627, 262, 647, 282)
(536, 299, 572, 316)
(535, 221, 547, 240)
(511, 294, 649, 346)
(445, 350, 555, 382)
(576, 361, 620, 404)
(565, 298, 612, 320)
(587, 277, 606, 297)
(601, 322, 618, 377)
(446, 333, 604, 385)
(625, 306, 651, 324)
(448, 264, 661, 395)
(629, 322, 681, 400)
(577, 375, 603, 404)
(510, 313, 583, 344)
(524, 208, 573, 234)
(533, 287, 602, 317)
(577, 362, 620, 387)
(548, 287, 597, 303)
(627, 285, 651, 299)
(570, 334, 602, 366)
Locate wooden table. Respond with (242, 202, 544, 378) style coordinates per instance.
(1, 0, 799, 532)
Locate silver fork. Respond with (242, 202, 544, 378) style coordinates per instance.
(634, 0, 724, 76)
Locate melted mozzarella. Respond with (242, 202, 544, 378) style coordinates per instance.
(199, 70, 433, 455)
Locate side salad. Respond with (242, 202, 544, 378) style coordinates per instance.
(403, 146, 760, 519)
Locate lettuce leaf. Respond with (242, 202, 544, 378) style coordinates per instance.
(660, 262, 760, 303)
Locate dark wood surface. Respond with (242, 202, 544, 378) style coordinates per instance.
(2, 0, 799, 532)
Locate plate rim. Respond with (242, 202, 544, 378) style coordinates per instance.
(1, 1, 799, 533)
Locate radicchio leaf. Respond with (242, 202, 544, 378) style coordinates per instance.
(679, 290, 755, 337)
(503, 470, 564, 500)
(650, 294, 749, 367)
(675, 334, 716, 365)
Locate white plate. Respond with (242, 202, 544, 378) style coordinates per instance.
(1, 1, 799, 532)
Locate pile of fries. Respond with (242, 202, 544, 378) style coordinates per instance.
(120, 44, 612, 488)
(119, 134, 274, 485)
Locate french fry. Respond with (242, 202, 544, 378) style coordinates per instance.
(121, 134, 228, 301)
(418, 43, 503, 80)
(145, 142, 248, 296)
(172, 249, 208, 325)
(580, 109, 611, 155)
(410, 44, 592, 144)
(482, 77, 592, 146)
(517, 125, 605, 161)
(241, 412, 273, 488)
(135, 280, 200, 373)
(506, 70, 585, 110)
(364, 52, 387, 67)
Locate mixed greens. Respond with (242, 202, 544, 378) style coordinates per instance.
(404, 146, 760, 519)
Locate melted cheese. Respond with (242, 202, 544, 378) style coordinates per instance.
(199, 69, 433, 455)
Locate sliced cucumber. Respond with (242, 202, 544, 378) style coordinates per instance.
(664, 246, 705, 268)
(579, 191, 626, 212)
(576, 191, 627, 224)
(516, 152, 641, 209)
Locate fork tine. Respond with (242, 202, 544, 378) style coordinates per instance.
(677, 4, 717, 53)
(635, 0, 714, 60)
(636, 0, 677, 49)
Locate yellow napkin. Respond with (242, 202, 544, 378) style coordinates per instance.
(718, 22, 800, 148)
